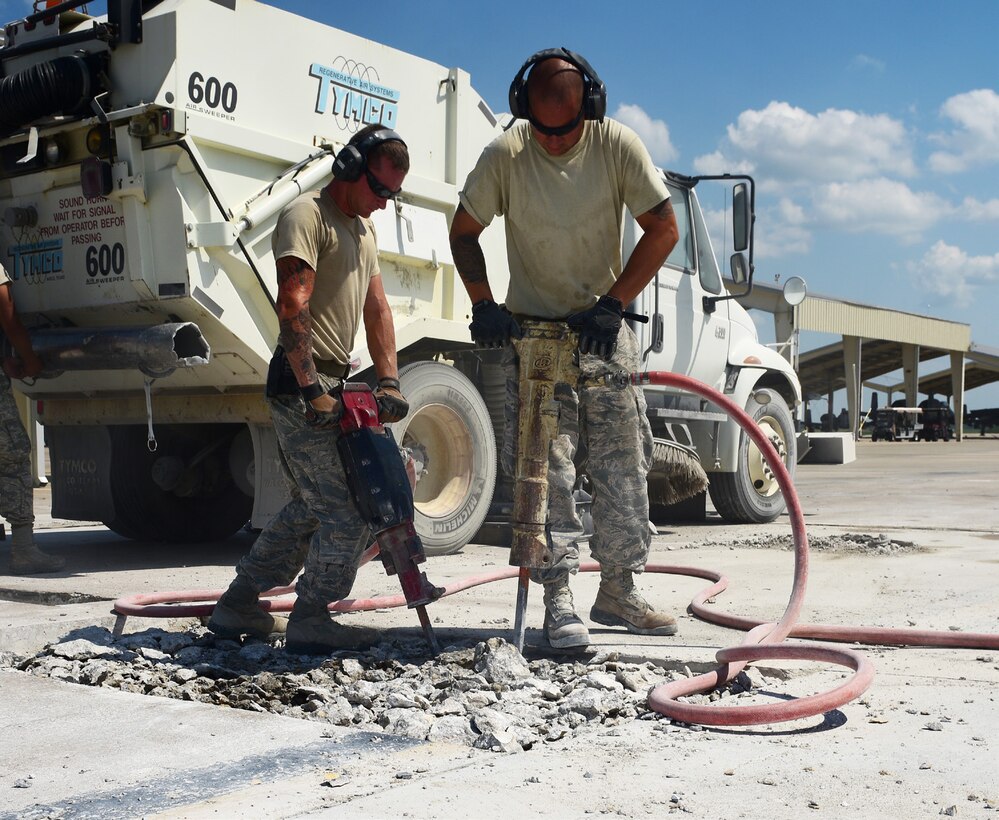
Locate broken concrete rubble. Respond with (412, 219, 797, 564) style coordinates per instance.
(1, 624, 769, 754)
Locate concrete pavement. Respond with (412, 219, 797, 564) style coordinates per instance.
(1, 439, 998, 818)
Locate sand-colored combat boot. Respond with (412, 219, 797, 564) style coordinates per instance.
(285, 598, 378, 654)
(9, 525, 65, 575)
(542, 577, 590, 650)
(208, 574, 287, 639)
(590, 566, 678, 635)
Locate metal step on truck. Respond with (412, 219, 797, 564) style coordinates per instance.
(0, 0, 804, 555)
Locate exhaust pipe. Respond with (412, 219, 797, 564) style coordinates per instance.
(6, 323, 211, 377)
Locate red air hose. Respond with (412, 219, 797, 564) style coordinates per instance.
(635, 370, 869, 726)
(112, 370, 999, 727)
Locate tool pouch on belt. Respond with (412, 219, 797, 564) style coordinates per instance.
(265, 346, 299, 397)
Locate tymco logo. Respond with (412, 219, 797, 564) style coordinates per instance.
(309, 58, 399, 128)
(6, 240, 63, 284)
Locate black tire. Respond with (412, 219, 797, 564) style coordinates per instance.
(103, 423, 254, 542)
(709, 391, 797, 524)
(390, 361, 496, 556)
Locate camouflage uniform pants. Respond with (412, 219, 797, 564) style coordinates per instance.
(235, 375, 370, 607)
(502, 324, 654, 583)
(0, 373, 33, 528)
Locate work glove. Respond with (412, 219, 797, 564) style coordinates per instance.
(304, 403, 342, 429)
(469, 299, 522, 348)
(566, 295, 623, 361)
(374, 377, 410, 423)
(303, 389, 343, 429)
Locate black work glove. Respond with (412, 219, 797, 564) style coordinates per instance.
(374, 377, 409, 423)
(304, 401, 343, 429)
(469, 299, 522, 348)
(303, 386, 343, 429)
(566, 295, 623, 360)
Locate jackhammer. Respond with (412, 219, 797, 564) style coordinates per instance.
(508, 316, 652, 651)
(336, 383, 443, 653)
(510, 311, 649, 651)
(508, 321, 580, 650)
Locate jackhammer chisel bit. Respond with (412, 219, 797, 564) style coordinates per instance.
(337, 384, 444, 653)
(509, 323, 580, 651)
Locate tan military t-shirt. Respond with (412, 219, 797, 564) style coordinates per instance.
(459, 118, 669, 318)
(272, 188, 379, 364)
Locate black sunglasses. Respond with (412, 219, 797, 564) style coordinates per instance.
(365, 166, 402, 199)
(528, 107, 584, 137)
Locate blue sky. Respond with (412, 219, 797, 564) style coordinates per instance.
(4, 0, 998, 410)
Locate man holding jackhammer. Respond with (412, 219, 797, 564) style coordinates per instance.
(1, 262, 65, 575)
(449, 49, 680, 650)
(209, 125, 411, 653)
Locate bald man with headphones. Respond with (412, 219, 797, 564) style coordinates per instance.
(209, 124, 411, 654)
(450, 49, 680, 650)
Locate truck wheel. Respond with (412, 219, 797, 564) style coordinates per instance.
(709, 391, 797, 524)
(104, 424, 254, 543)
(390, 361, 496, 556)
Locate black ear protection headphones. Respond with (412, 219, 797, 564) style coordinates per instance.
(508, 47, 606, 123)
(332, 127, 406, 182)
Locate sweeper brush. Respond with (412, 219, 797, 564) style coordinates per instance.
(647, 438, 710, 506)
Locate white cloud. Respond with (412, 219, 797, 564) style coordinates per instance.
(776, 197, 807, 226)
(911, 240, 999, 306)
(849, 54, 886, 73)
(694, 101, 916, 186)
(928, 89, 999, 173)
(758, 221, 812, 259)
(961, 197, 999, 221)
(726, 179, 948, 258)
(702, 197, 812, 261)
(758, 198, 812, 257)
(612, 103, 678, 166)
(691, 150, 755, 178)
(811, 178, 949, 239)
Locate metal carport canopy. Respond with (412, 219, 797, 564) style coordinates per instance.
(879, 342, 999, 401)
(728, 279, 975, 439)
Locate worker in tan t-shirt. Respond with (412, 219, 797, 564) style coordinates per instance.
(450, 49, 680, 650)
(209, 125, 411, 653)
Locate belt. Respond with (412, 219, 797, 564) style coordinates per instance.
(314, 358, 351, 379)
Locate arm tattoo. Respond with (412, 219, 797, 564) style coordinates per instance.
(451, 234, 488, 286)
(276, 256, 319, 385)
(276, 256, 315, 291)
(450, 205, 488, 286)
(649, 198, 675, 221)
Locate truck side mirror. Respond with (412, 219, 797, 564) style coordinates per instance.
(730, 252, 748, 285)
(733, 182, 750, 253)
(782, 275, 807, 306)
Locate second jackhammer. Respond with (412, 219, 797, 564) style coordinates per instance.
(336, 383, 443, 653)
